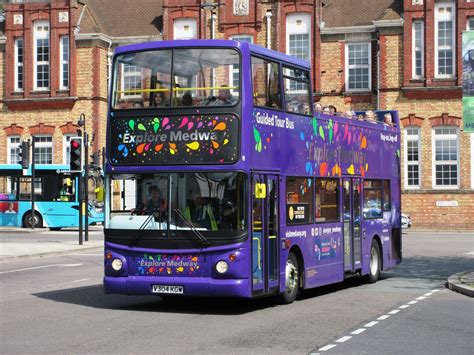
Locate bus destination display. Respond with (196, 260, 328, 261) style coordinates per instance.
(109, 114, 239, 165)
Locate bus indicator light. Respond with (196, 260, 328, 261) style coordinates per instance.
(228, 253, 236, 262)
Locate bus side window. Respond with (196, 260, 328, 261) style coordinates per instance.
(251, 56, 282, 110)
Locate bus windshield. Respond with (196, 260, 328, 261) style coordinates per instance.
(107, 172, 246, 233)
(112, 48, 241, 109)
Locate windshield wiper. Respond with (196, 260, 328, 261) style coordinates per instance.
(174, 208, 210, 247)
(129, 209, 159, 247)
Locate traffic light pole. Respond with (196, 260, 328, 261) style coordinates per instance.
(30, 139, 35, 230)
(78, 131, 83, 245)
(84, 133, 89, 242)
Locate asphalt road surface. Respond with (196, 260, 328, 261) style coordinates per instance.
(0, 231, 472, 354)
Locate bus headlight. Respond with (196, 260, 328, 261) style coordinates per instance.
(111, 258, 123, 271)
(215, 260, 228, 274)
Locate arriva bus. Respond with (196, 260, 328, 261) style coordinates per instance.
(104, 40, 401, 303)
(0, 164, 104, 230)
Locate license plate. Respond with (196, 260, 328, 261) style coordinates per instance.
(152, 285, 183, 294)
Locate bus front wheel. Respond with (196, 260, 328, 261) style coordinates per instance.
(363, 239, 381, 283)
(23, 212, 43, 229)
(279, 252, 300, 304)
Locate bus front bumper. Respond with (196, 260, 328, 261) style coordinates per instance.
(103, 276, 251, 298)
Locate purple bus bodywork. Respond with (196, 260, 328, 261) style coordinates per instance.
(104, 40, 401, 298)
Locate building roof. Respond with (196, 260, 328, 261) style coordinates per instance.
(322, 0, 402, 28)
(78, 0, 163, 38)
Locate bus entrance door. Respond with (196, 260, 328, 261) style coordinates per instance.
(251, 174, 279, 295)
(343, 178, 362, 273)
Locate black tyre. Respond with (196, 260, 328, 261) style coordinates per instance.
(279, 252, 300, 304)
(23, 212, 43, 229)
(363, 239, 381, 283)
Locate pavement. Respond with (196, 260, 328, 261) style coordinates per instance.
(0, 226, 472, 298)
(0, 226, 103, 261)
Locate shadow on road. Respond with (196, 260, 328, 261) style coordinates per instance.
(32, 255, 470, 314)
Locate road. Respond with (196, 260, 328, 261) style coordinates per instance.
(0, 231, 472, 354)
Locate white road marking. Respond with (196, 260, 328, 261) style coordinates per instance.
(432, 289, 441, 293)
(388, 309, 400, 315)
(351, 328, 366, 335)
(408, 300, 418, 305)
(364, 321, 379, 327)
(399, 304, 410, 309)
(73, 278, 90, 283)
(463, 251, 474, 255)
(416, 296, 426, 300)
(319, 344, 337, 351)
(69, 253, 103, 256)
(377, 315, 390, 320)
(335, 336, 352, 343)
(424, 292, 433, 297)
(0, 263, 83, 274)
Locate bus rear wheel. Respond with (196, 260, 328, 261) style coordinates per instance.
(363, 239, 381, 283)
(279, 252, 300, 304)
(23, 212, 43, 229)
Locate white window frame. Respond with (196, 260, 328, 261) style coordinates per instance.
(63, 134, 75, 165)
(60, 36, 69, 90)
(467, 17, 474, 31)
(173, 18, 197, 40)
(7, 136, 21, 165)
(434, 2, 456, 79)
(229, 35, 253, 95)
(431, 127, 459, 189)
(404, 127, 421, 189)
(33, 135, 53, 165)
(412, 21, 424, 79)
(286, 13, 311, 61)
(33, 20, 50, 90)
(14, 38, 24, 92)
(345, 42, 372, 92)
(286, 13, 311, 94)
(120, 64, 142, 99)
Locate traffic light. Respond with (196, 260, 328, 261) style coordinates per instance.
(69, 137, 83, 172)
(19, 141, 30, 169)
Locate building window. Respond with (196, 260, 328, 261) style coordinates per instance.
(63, 135, 75, 165)
(121, 65, 142, 98)
(173, 18, 197, 40)
(8, 136, 21, 165)
(412, 21, 424, 79)
(14, 38, 24, 91)
(230, 35, 253, 95)
(60, 36, 69, 89)
(404, 127, 421, 189)
(33, 136, 53, 164)
(432, 127, 459, 188)
(346, 42, 371, 91)
(286, 13, 311, 91)
(435, 2, 455, 78)
(34, 21, 50, 90)
(468, 17, 474, 31)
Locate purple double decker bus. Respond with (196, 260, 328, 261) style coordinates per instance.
(104, 40, 401, 303)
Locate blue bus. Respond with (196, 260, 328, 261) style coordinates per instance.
(104, 40, 401, 303)
(0, 164, 104, 229)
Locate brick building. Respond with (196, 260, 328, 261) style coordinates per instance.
(0, 0, 162, 166)
(1, 0, 472, 229)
